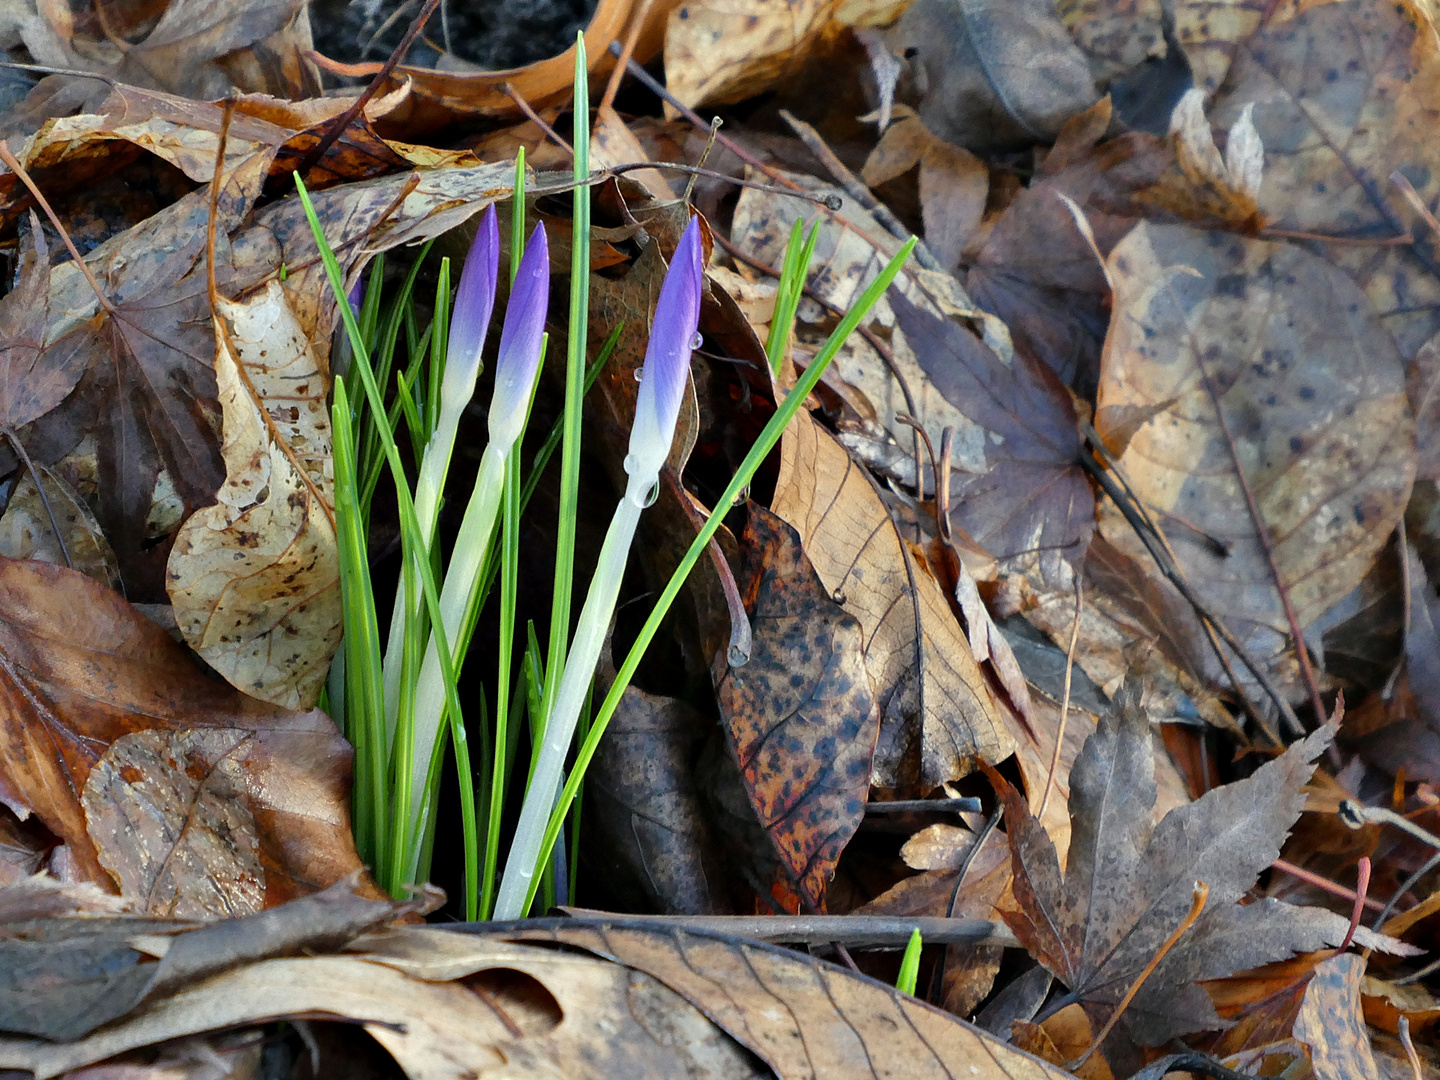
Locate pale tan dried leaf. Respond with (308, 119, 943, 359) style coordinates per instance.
(731, 168, 991, 487)
(0, 464, 119, 589)
(663, 0, 841, 110)
(772, 410, 1010, 789)
(166, 281, 339, 710)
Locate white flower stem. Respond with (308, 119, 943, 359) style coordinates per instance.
(401, 440, 507, 882)
(493, 489, 645, 918)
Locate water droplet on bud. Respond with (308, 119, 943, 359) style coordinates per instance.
(690, 331, 703, 350)
(633, 368, 643, 382)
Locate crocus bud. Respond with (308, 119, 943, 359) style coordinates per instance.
(488, 223, 549, 449)
(625, 217, 703, 504)
(445, 204, 500, 404)
(347, 276, 364, 322)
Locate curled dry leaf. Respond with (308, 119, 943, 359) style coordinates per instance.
(0, 926, 770, 1080)
(166, 280, 339, 710)
(1096, 222, 1416, 695)
(771, 409, 1010, 790)
(0, 556, 366, 910)
(715, 504, 879, 911)
(0, 874, 415, 1042)
(886, 0, 1099, 150)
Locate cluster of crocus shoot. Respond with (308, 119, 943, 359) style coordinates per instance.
(493, 217, 705, 918)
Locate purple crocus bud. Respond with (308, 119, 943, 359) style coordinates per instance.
(488, 222, 549, 448)
(347, 276, 364, 322)
(625, 217, 703, 503)
(445, 204, 500, 403)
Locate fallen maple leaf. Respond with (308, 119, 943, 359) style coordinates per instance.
(997, 683, 1382, 1046)
(890, 288, 1093, 588)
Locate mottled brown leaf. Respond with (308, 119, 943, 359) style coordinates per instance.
(771, 410, 1010, 790)
(0, 464, 119, 589)
(715, 505, 878, 911)
(890, 288, 1094, 587)
(0, 555, 365, 907)
(1097, 222, 1416, 695)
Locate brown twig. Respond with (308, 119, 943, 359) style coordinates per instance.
(1270, 857, 1386, 913)
(777, 108, 945, 273)
(293, 0, 441, 181)
(505, 82, 574, 156)
(1040, 576, 1084, 820)
(1339, 856, 1370, 951)
(1080, 441, 1299, 740)
(507, 911, 1021, 948)
(599, 0, 654, 113)
(1070, 881, 1209, 1070)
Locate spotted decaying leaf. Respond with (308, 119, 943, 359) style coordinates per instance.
(771, 409, 1010, 791)
(0, 556, 364, 909)
(1096, 222, 1415, 693)
(715, 504, 879, 911)
(165, 280, 339, 710)
(1205, 0, 1440, 361)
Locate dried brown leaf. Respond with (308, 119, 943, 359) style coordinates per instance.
(0, 555, 365, 906)
(771, 409, 1010, 790)
(715, 504, 879, 910)
(0, 464, 119, 589)
(0, 874, 413, 1042)
(1207, 0, 1440, 361)
(165, 280, 339, 709)
(502, 921, 1078, 1080)
(1097, 222, 1416, 695)
(586, 683, 726, 914)
(999, 686, 1365, 1045)
(1296, 954, 1384, 1080)
(890, 289, 1094, 588)
(886, 0, 1099, 150)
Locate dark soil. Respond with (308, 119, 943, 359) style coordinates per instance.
(309, 0, 599, 72)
